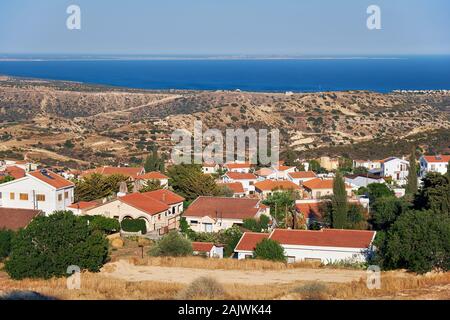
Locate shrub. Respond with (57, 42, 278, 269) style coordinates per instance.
(293, 282, 329, 300)
(254, 239, 286, 262)
(0, 229, 15, 260)
(121, 218, 147, 234)
(83, 216, 120, 235)
(149, 231, 193, 257)
(177, 277, 226, 300)
(5, 211, 109, 279)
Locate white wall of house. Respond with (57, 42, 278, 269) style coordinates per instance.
(345, 176, 385, 189)
(0, 176, 74, 215)
(382, 158, 409, 185)
(185, 215, 244, 233)
(419, 157, 449, 177)
(287, 175, 316, 186)
(202, 165, 219, 174)
(304, 187, 352, 199)
(222, 176, 256, 195)
(353, 160, 381, 170)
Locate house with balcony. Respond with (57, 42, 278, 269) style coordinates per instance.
(419, 155, 450, 177)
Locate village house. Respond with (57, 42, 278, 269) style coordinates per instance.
(345, 174, 385, 189)
(183, 197, 270, 233)
(0, 159, 38, 172)
(69, 189, 185, 235)
(352, 159, 382, 171)
(419, 155, 450, 177)
(0, 165, 26, 180)
(287, 171, 317, 186)
(223, 162, 252, 173)
(0, 169, 75, 215)
(254, 180, 301, 200)
(135, 171, 169, 188)
(0, 207, 42, 231)
(192, 242, 224, 258)
(222, 172, 257, 195)
(80, 166, 145, 180)
(234, 228, 376, 264)
(269, 165, 297, 180)
(295, 200, 322, 227)
(254, 167, 275, 181)
(380, 157, 409, 185)
(217, 182, 246, 198)
(202, 162, 220, 175)
(302, 178, 352, 199)
(319, 157, 339, 171)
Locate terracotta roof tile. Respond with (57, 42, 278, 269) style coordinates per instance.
(217, 182, 245, 194)
(192, 242, 215, 252)
(119, 193, 169, 216)
(2, 166, 26, 180)
(423, 155, 450, 163)
(68, 201, 99, 210)
(141, 189, 185, 205)
(295, 202, 322, 220)
(28, 170, 74, 189)
(254, 180, 301, 192)
(0, 208, 41, 231)
(225, 172, 257, 180)
(235, 232, 270, 251)
(302, 178, 351, 190)
(224, 163, 252, 169)
(138, 171, 169, 180)
(288, 171, 317, 179)
(184, 197, 261, 220)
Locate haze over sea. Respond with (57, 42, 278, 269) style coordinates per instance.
(0, 55, 449, 93)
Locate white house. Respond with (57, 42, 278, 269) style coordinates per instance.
(302, 178, 352, 199)
(352, 160, 382, 171)
(223, 162, 252, 173)
(419, 155, 450, 177)
(270, 165, 297, 180)
(380, 157, 409, 185)
(0, 169, 75, 215)
(202, 162, 220, 175)
(287, 171, 317, 186)
(222, 172, 257, 195)
(254, 180, 301, 200)
(69, 189, 185, 235)
(345, 174, 385, 189)
(235, 229, 376, 264)
(135, 171, 169, 188)
(183, 197, 270, 233)
(192, 242, 224, 258)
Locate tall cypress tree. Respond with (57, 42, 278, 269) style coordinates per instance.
(332, 171, 348, 229)
(406, 147, 418, 195)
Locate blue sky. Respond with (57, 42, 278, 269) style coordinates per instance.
(0, 0, 449, 55)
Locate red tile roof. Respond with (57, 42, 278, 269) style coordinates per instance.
(0, 208, 41, 231)
(302, 178, 351, 190)
(235, 232, 270, 251)
(192, 242, 215, 252)
(217, 182, 245, 194)
(295, 202, 322, 220)
(81, 166, 144, 178)
(141, 189, 185, 205)
(119, 193, 169, 216)
(225, 172, 257, 180)
(288, 171, 317, 179)
(423, 155, 450, 163)
(274, 165, 296, 171)
(183, 197, 261, 220)
(269, 229, 376, 249)
(68, 201, 99, 210)
(28, 170, 74, 189)
(254, 168, 275, 177)
(137, 171, 169, 180)
(3, 166, 26, 179)
(254, 180, 301, 192)
(224, 163, 252, 170)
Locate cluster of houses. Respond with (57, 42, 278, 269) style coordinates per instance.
(0, 153, 448, 264)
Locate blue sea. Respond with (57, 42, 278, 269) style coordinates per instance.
(0, 56, 449, 93)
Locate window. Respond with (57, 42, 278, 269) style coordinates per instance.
(20, 193, 29, 201)
(58, 194, 63, 201)
(287, 256, 296, 264)
(10, 193, 15, 200)
(64, 191, 69, 199)
(36, 194, 46, 202)
(172, 206, 176, 214)
(204, 223, 213, 232)
(190, 220, 198, 225)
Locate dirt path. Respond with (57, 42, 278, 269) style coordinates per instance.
(101, 260, 366, 285)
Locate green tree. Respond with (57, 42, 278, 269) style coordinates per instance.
(375, 210, 450, 274)
(0, 229, 15, 260)
(5, 211, 109, 279)
(75, 173, 130, 202)
(0, 175, 15, 184)
(406, 147, 418, 195)
(144, 148, 165, 173)
(263, 191, 296, 228)
(167, 164, 220, 201)
(331, 172, 348, 229)
(353, 167, 369, 175)
(242, 215, 271, 232)
(82, 216, 120, 235)
(64, 139, 75, 149)
(414, 173, 450, 215)
(371, 197, 410, 230)
(308, 160, 327, 174)
(140, 180, 163, 193)
(220, 227, 243, 258)
(366, 183, 395, 204)
(254, 239, 286, 262)
(149, 231, 193, 257)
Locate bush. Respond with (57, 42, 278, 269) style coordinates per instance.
(149, 231, 193, 257)
(0, 229, 15, 260)
(293, 282, 329, 300)
(254, 239, 286, 262)
(177, 277, 226, 300)
(121, 218, 147, 234)
(83, 216, 120, 235)
(5, 211, 109, 279)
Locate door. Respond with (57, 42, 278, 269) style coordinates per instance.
(204, 223, 213, 233)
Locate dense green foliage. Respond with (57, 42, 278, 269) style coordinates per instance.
(254, 239, 286, 262)
(121, 218, 147, 234)
(414, 173, 450, 214)
(81, 216, 121, 235)
(5, 211, 109, 279)
(167, 164, 220, 201)
(0, 229, 15, 260)
(149, 231, 193, 257)
(143, 148, 165, 173)
(184, 226, 243, 257)
(139, 180, 163, 193)
(75, 173, 131, 202)
(0, 175, 15, 184)
(330, 172, 348, 229)
(406, 147, 418, 195)
(263, 191, 296, 228)
(242, 215, 271, 232)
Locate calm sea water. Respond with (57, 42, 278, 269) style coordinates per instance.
(0, 56, 449, 93)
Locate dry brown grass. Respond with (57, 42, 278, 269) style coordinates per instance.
(177, 277, 227, 300)
(127, 256, 323, 270)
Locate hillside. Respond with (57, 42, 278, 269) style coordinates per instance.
(0, 76, 449, 167)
